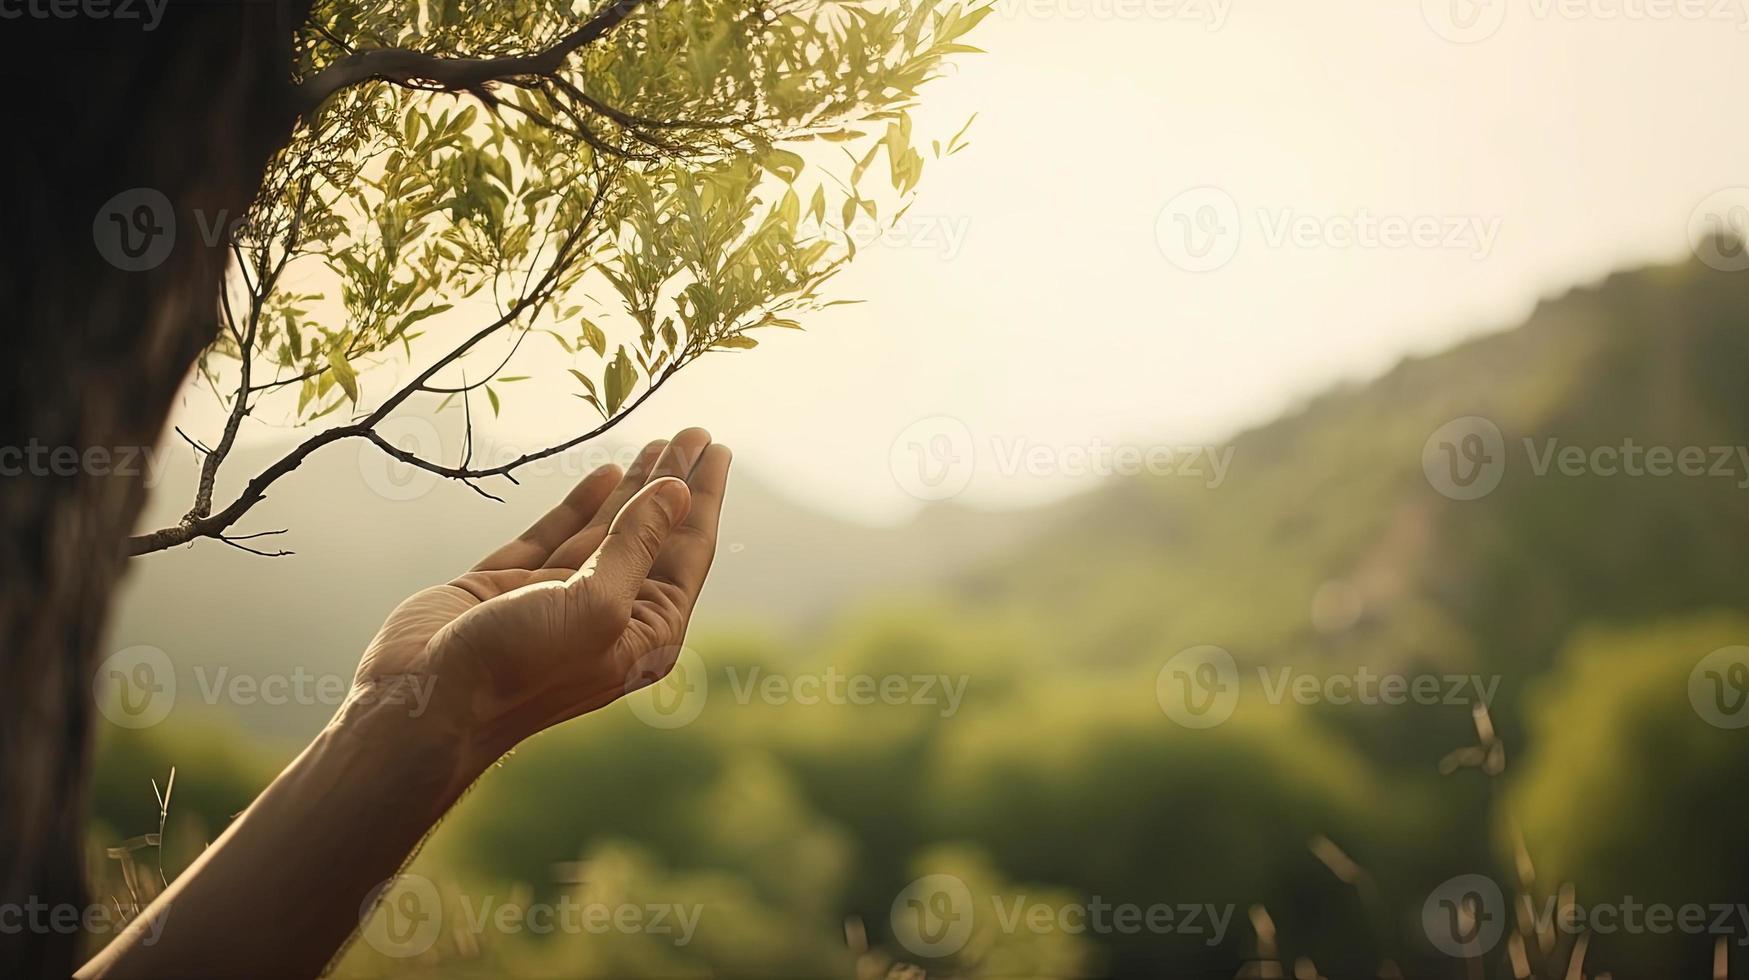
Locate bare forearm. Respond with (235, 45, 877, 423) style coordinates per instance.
(78, 434, 727, 978)
(78, 684, 482, 980)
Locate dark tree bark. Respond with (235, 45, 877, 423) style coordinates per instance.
(0, 4, 309, 975)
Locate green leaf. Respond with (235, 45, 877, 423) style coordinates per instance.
(326, 349, 359, 405)
(393, 303, 454, 337)
(946, 112, 978, 154)
(714, 335, 759, 350)
(762, 148, 806, 183)
(604, 347, 636, 415)
(486, 386, 500, 417)
(574, 392, 605, 419)
(567, 368, 598, 396)
(310, 396, 346, 420)
(580, 318, 608, 358)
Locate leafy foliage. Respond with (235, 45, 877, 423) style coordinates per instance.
(204, 0, 986, 440)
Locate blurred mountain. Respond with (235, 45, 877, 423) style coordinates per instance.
(964, 250, 1749, 737)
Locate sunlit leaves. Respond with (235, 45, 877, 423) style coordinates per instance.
(209, 0, 986, 435)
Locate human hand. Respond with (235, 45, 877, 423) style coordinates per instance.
(348, 427, 729, 773)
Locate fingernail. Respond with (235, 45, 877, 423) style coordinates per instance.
(653, 478, 689, 518)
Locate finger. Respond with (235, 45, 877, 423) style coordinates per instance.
(470, 462, 623, 572)
(571, 477, 692, 603)
(541, 439, 668, 570)
(648, 426, 713, 483)
(541, 428, 711, 570)
(647, 442, 731, 601)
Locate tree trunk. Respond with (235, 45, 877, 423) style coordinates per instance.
(0, 5, 306, 974)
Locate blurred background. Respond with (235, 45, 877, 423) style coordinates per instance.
(90, 1, 1749, 976)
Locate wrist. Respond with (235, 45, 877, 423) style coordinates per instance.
(332, 674, 489, 808)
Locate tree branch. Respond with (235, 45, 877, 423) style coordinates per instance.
(127, 190, 606, 558)
(361, 360, 682, 481)
(294, 0, 648, 118)
(187, 184, 309, 521)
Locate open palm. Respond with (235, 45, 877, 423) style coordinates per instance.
(351, 428, 729, 758)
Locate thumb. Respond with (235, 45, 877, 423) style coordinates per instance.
(578, 477, 691, 601)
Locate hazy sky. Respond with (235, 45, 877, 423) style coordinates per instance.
(174, 0, 1749, 524)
